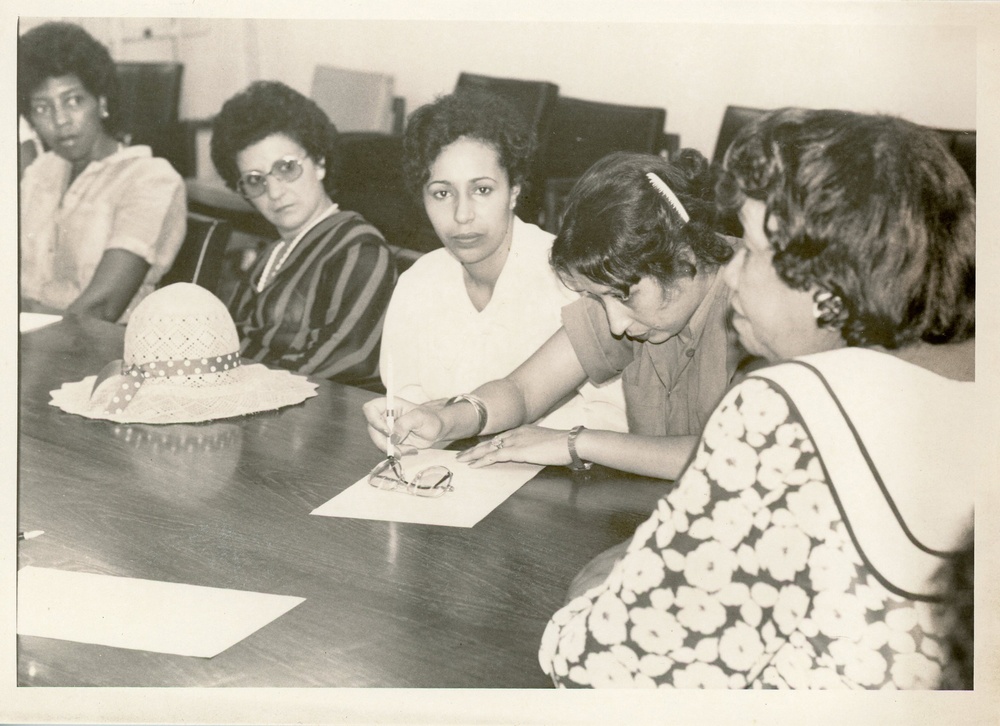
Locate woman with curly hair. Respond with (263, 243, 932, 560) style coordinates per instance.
(211, 80, 395, 388)
(537, 108, 977, 689)
(366, 144, 740, 480)
(19, 21, 186, 321)
(378, 90, 627, 432)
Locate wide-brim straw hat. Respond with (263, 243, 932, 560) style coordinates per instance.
(49, 282, 318, 424)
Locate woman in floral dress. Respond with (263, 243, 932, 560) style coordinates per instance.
(539, 108, 977, 689)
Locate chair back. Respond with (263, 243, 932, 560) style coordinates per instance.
(454, 72, 560, 223)
(336, 132, 441, 254)
(311, 65, 397, 134)
(455, 72, 560, 137)
(116, 62, 184, 130)
(116, 62, 193, 175)
(159, 213, 232, 294)
(538, 97, 667, 232)
(712, 105, 768, 165)
(933, 128, 976, 189)
(542, 97, 667, 180)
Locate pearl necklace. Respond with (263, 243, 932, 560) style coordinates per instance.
(255, 203, 339, 292)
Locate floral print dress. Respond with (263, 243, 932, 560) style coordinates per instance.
(539, 373, 960, 689)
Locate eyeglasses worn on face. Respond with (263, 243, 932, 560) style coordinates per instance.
(367, 457, 455, 498)
(237, 156, 306, 199)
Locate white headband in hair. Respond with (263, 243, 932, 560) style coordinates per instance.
(645, 172, 690, 223)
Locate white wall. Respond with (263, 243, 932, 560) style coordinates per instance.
(20, 14, 978, 161)
(249, 17, 977, 158)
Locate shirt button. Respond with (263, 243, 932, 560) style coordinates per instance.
(685, 349, 695, 358)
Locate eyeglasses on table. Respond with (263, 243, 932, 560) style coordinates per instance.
(367, 456, 454, 498)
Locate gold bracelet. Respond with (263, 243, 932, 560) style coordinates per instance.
(567, 425, 593, 471)
(445, 394, 489, 436)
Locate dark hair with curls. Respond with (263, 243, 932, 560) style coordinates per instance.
(403, 90, 536, 202)
(551, 150, 733, 294)
(18, 21, 121, 134)
(210, 80, 339, 197)
(718, 107, 975, 348)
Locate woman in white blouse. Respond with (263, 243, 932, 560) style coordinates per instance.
(380, 90, 627, 433)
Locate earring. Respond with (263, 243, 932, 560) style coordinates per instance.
(812, 289, 846, 326)
(316, 167, 325, 180)
(99, 100, 109, 119)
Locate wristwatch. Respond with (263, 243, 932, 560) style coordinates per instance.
(567, 425, 593, 471)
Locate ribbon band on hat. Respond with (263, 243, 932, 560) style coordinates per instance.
(91, 351, 242, 415)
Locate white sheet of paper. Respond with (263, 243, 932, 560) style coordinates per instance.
(16, 566, 305, 658)
(311, 448, 542, 527)
(19, 312, 63, 332)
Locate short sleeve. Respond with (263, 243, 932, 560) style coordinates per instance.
(561, 296, 634, 385)
(107, 158, 187, 276)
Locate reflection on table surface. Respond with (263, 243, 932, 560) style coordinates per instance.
(18, 314, 671, 687)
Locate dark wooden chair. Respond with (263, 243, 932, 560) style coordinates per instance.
(335, 132, 440, 254)
(543, 97, 667, 180)
(933, 128, 976, 189)
(454, 72, 560, 224)
(539, 96, 668, 232)
(116, 62, 197, 177)
(711, 105, 768, 166)
(159, 212, 232, 295)
(712, 106, 976, 191)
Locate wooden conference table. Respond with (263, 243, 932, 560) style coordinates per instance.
(17, 313, 671, 688)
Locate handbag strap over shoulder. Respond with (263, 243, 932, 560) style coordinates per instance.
(751, 360, 952, 602)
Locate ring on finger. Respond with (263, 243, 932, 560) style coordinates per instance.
(491, 436, 505, 450)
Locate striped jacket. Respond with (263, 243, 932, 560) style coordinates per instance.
(228, 211, 397, 389)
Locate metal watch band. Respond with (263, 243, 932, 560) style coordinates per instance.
(445, 394, 489, 436)
(567, 425, 593, 471)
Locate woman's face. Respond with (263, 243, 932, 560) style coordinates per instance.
(422, 136, 520, 269)
(561, 270, 713, 345)
(236, 133, 330, 241)
(723, 198, 844, 360)
(28, 74, 109, 165)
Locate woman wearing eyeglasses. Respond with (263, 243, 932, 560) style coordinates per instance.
(18, 22, 186, 322)
(211, 81, 396, 387)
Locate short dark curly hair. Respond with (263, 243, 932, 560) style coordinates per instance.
(403, 90, 536, 202)
(551, 150, 733, 294)
(717, 107, 975, 348)
(210, 80, 339, 197)
(18, 21, 121, 134)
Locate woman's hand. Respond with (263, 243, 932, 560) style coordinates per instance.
(456, 425, 574, 469)
(362, 397, 446, 454)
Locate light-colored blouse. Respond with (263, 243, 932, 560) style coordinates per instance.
(20, 145, 187, 321)
(540, 347, 978, 688)
(380, 217, 628, 431)
(562, 268, 739, 437)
